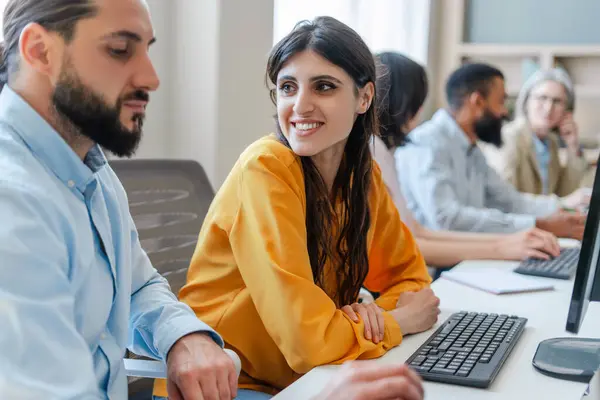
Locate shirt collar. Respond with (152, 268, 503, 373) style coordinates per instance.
(532, 133, 550, 153)
(433, 109, 473, 153)
(0, 86, 107, 192)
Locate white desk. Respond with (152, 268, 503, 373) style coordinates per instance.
(275, 240, 600, 400)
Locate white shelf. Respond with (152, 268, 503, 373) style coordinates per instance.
(574, 85, 600, 98)
(459, 44, 600, 57)
(458, 44, 541, 56)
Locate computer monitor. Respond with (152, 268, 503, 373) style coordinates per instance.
(532, 159, 600, 383)
(566, 166, 600, 333)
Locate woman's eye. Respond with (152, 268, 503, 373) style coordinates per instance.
(316, 82, 336, 92)
(279, 83, 296, 95)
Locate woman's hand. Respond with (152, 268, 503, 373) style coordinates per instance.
(391, 288, 440, 335)
(496, 227, 560, 261)
(342, 302, 385, 344)
(559, 112, 580, 153)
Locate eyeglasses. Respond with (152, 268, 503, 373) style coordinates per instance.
(530, 94, 567, 109)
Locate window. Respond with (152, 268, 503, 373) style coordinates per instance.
(273, 0, 432, 65)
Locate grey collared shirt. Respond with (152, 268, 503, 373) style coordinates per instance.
(395, 109, 559, 233)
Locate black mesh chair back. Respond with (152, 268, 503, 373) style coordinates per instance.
(110, 159, 214, 294)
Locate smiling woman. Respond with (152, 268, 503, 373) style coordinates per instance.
(266, 17, 378, 308)
(152, 15, 438, 398)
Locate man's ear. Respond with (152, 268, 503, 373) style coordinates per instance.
(356, 81, 375, 114)
(468, 91, 486, 118)
(18, 22, 62, 83)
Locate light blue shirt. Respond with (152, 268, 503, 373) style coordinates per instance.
(532, 134, 551, 194)
(395, 109, 559, 233)
(0, 87, 221, 399)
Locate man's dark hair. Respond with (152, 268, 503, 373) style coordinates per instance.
(445, 63, 504, 110)
(0, 0, 98, 88)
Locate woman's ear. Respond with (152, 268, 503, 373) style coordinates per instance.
(357, 81, 375, 114)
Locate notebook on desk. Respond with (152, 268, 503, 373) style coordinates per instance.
(440, 268, 555, 295)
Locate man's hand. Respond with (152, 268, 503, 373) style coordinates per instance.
(166, 332, 238, 400)
(316, 362, 424, 400)
(561, 187, 591, 211)
(536, 211, 587, 240)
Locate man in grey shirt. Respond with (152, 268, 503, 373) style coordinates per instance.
(395, 63, 585, 239)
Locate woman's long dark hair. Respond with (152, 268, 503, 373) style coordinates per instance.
(266, 17, 378, 307)
(375, 52, 428, 149)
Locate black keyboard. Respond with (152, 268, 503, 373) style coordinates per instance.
(406, 311, 527, 388)
(514, 247, 580, 280)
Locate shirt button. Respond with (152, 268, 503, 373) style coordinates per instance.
(67, 180, 75, 188)
(100, 333, 107, 340)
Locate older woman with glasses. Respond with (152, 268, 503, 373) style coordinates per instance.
(482, 68, 588, 204)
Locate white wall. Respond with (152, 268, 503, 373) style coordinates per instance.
(216, 0, 275, 185)
(139, 0, 275, 189)
(170, 0, 220, 185)
(134, 0, 172, 159)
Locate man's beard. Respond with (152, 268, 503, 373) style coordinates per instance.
(51, 67, 148, 158)
(474, 109, 504, 148)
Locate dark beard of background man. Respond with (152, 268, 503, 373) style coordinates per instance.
(474, 108, 504, 148)
(52, 65, 148, 158)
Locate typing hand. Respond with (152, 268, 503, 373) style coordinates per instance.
(536, 210, 586, 240)
(342, 302, 385, 344)
(561, 188, 591, 211)
(315, 361, 424, 400)
(392, 288, 440, 335)
(166, 332, 238, 400)
(497, 228, 560, 261)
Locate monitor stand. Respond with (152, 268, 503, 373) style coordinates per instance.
(532, 338, 600, 383)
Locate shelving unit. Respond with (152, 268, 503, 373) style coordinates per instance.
(433, 0, 600, 149)
(428, 0, 600, 185)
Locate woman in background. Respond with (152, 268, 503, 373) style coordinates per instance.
(482, 68, 588, 199)
(154, 17, 436, 399)
(373, 52, 561, 271)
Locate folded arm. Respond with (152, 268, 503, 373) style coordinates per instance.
(485, 166, 559, 217)
(408, 148, 537, 233)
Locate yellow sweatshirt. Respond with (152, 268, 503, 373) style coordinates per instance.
(154, 135, 430, 396)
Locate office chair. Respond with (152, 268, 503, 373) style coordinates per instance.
(111, 159, 373, 396)
(109, 159, 222, 399)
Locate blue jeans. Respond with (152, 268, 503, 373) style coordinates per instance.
(153, 390, 273, 400)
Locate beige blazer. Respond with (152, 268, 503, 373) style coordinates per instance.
(482, 117, 587, 196)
